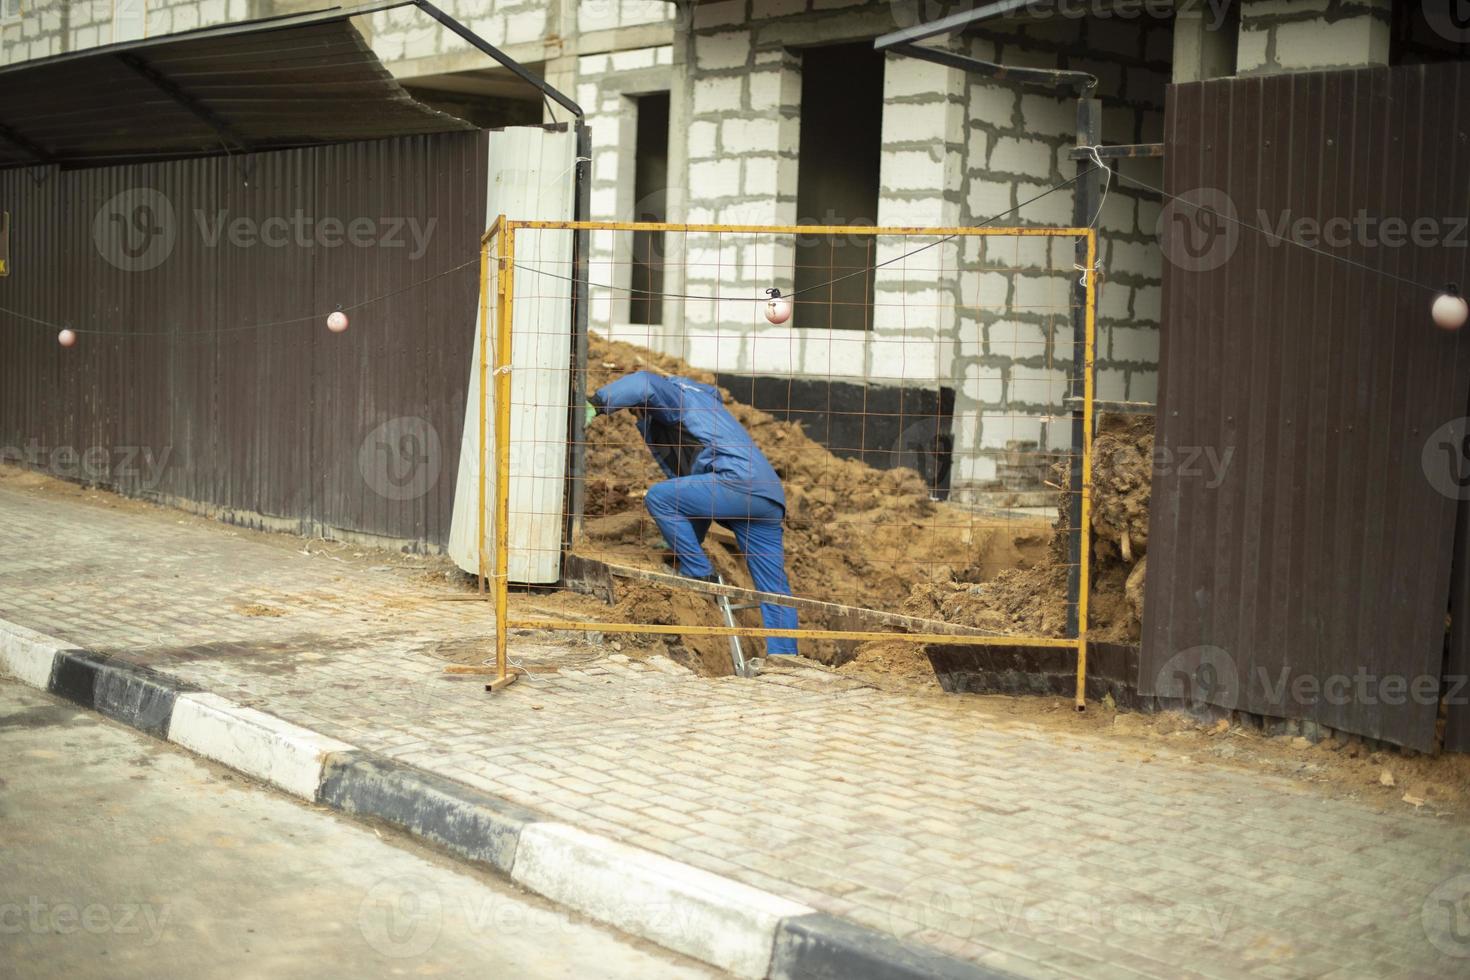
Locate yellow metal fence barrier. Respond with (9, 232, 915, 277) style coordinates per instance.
(476, 219, 1097, 705)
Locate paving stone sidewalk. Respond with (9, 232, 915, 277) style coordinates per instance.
(2, 477, 1467, 980)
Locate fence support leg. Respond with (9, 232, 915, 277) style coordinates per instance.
(1069, 99, 1101, 710)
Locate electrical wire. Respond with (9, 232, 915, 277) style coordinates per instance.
(1107, 164, 1448, 295)
(509, 167, 1100, 301)
(0, 255, 481, 337)
(4, 155, 1447, 339)
(0, 166, 1097, 336)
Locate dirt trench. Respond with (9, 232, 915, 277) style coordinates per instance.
(572, 337, 1151, 674)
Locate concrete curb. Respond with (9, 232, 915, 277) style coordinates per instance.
(513, 821, 812, 978)
(0, 625, 1013, 980)
(168, 692, 356, 800)
(318, 751, 540, 876)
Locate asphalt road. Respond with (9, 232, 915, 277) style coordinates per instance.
(0, 676, 718, 979)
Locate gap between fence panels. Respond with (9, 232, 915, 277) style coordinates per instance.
(472, 218, 1097, 709)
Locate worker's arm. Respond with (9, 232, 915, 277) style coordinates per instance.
(589, 371, 662, 416)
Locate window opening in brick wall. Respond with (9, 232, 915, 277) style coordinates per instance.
(794, 42, 884, 331)
(630, 91, 670, 325)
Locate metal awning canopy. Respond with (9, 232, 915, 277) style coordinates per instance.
(0, 2, 478, 168)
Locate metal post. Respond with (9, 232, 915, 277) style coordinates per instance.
(1067, 98, 1101, 666)
(564, 121, 593, 559)
(488, 224, 517, 692)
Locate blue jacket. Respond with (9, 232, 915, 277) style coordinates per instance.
(592, 371, 785, 508)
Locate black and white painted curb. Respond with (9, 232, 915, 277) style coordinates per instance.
(1, 620, 1011, 979)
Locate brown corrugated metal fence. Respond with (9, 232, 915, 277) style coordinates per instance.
(0, 131, 488, 550)
(1141, 63, 1470, 752)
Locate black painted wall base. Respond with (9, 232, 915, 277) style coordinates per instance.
(716, 373, 955, 497)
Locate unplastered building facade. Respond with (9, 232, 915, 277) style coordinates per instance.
(2, 0, 1406, 498)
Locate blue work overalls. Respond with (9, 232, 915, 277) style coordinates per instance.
(591, 371, 799, 655)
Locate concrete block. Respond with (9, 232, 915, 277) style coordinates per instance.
(988, 319, 1048, 357)
(1274, 14, 1389, 70)
(690, 159, 742, 198)
(579, 0, 619, 32)
(512, 822, 811, 978)
(989, 136, 1054, 180)
(882, 149, 942, 192)
(745, 338, 796, 376)
(1130, 369, 1159, 404)
(883, 99, 953, 145)
(1013, 273, 1070, 313)
(967, 81, 1016, 127)
(1019, 93, 1076, 139)
(168, 693, 355, 800)
(695, 30, 749, 71)
(1132, 283, 1162, 323)
(1241, 0, 1333, 17)
(1096, 366, 1128, 403)
(962, 364, 1005, 406)
(800, 335, 866, 378)
(1236, 25, 1270, 74)
(966, 178, 1012, 223)
(721, 116, 780, 153)
(1097, 191, 1136, 235)
(978, 411, 1042, 450)
(1109, 324, 1160, 364)
(689, 120, 718, 159)
(965, 271, 1011, 311)
(624, 0, 676, 27)
(693, 0, 747, 29)
(1099, 279, 1132, 321)
(987, 235, 1051, 271)
(966, 126, 990, 169)
(318, 752, 540, 875)
(1108, 238, 1162, 280)
(172, 5, 199, 32)
(743, 155, 779, 195)
(747, 68, 786, 110)
(1010, 361, 1067, 389)
(751, 0, 804, 18)
(0, 620, 63, 689)
(610, 47, 658, 72)
(883, 57, 954, 100)
(1014, 180, 1074, 227)
(693, 75, 743, 114)
(504, 8, 545, 44)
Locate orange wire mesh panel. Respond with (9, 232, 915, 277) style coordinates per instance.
(479, 219, 1097, 702)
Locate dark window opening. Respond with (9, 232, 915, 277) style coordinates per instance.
(794, 42, 884, 331)
(630, 91, 670, 325)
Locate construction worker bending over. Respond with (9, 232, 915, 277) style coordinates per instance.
(587, 371, 799, 656)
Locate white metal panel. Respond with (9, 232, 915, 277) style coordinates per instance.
(448, 126, 576, 584)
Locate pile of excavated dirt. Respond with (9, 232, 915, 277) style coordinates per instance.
(897, 414, 1153, 644)
(575, 337, 1153, 670)
(576, 337, 1052, 671)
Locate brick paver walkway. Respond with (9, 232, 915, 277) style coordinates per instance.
(2, 476, 1467, 979)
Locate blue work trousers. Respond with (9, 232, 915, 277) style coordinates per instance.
(643, 474, 798, 655)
